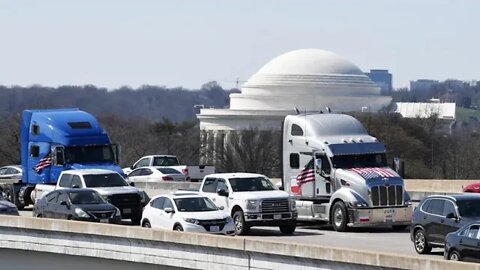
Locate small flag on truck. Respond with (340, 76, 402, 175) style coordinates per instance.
(34, 156, 52, 173)
(296, 158, 315, 186)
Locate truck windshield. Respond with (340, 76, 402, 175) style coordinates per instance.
(332, 153, 387, 169)
(457, 199, 480, 218)
(152, 156, 179, 166)
(65, 145, 115, 164)
(229, 177, 275, 192)
(84, 173, 128, 187)
(174, 197, 218, 212)
(68, 191, 106, 204)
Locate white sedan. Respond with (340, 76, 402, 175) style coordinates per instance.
(127, 166, 187, 182)
(141, 192, 235, 235)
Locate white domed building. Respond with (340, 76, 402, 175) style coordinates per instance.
(197, 49, 391, 132)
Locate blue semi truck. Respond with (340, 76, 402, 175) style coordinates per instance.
(0, 109, 144, 221)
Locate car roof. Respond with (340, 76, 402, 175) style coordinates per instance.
(143, 155, 177, 158)
(151, 192, 204, 200)
(0, 165, 21, 169)
(62, 169, 120, 175)
(424, 193, 480, 202)
(55, 188, 99, 193)
(205, 172, 267, 179)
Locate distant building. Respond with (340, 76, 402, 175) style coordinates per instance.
(365, 69, 392, 94)
(395, 100, 455, 119)
(410, 79, 439, 92)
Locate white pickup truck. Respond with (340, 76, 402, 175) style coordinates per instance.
(198, 173, 297, 235)
(32, 169, 147, 224)
(124, 155, 215, 182)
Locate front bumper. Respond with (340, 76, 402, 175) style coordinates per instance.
(244, 211, 297, 226)
(182, 221, 236, 235)
(72, 216, 122, 224)
(348, 205, 413, 227)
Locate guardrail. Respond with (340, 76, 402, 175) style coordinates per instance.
(0, 216, 478, 270)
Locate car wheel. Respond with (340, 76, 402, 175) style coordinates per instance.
(331, 201, 349, 232)
(233, 210, 249, 235)
(279, 224, 296, 235)
(37, 214, 43, 218)
(414, 229, 432, 254)
(448, 250, 461, 261)
(392, 225, 408, 231)
(142, 220, 151, 228)
(174, 224, 184, 231)
(3, 186, 24, 210)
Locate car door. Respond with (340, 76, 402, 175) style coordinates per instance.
(43, 191, 59, 218)
(55, 192, 70, 219)
(127, 169, 142, 182)
(440, 199, 460, 239)
(425, 198, 445, 244)
(461, 225, 480, 262)
(149, 197, 165, 229)
(162, 198, 176, 230)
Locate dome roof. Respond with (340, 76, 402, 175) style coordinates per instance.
(256, 49, 364, 76)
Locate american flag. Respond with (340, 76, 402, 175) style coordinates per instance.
(34, 157, 52, 173)
(296, 158, 315, 186)
(350, 167, 396, 179)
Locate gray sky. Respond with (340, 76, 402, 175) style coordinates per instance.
(0, 0, 478, 90)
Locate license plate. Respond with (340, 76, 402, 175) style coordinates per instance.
(274, 214, 282, 220)
(100, 219, 109, 223)
(210, 226, 219, 232)
(123, 208, 131, 214)
(384, 208, 395, 222)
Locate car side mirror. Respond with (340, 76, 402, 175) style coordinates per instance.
(129, 182, 135, 187)
(60, 201, 70, 209)
(164, 207, 174, 214)
(217, 189, 228, 197)
(219, 206, 225, 210)
(71, 185, 80, 189)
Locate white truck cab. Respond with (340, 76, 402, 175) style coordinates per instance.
(199, 173, 297, 235)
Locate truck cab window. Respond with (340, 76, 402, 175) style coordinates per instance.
(202, 178, 216, 193)
(289, 153, 299, 169)
(58, 174, 73, 188)
(71, 175, 82, 188)
(31, 124, 40, 135)
(291, 124, 304, 136)
(30, 145, 40, 158)
(216, 179, 228, 192)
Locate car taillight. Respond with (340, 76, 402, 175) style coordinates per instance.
(182, 168, 188, 175)
(162, 176, 173, 181)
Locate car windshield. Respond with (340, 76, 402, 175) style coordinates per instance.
(229, 177, 275, 192)
(84, 173, 128, 187)
(174, 197, 218, 212)
(65, 145, 115, 164)
(69, 191, 106, 204)
(332, 153, 387, 169)
(152, 157, 179, 166)
(157, 168, 181, 174)
(457, 199, 480, 218)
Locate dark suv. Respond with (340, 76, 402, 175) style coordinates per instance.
(410, 194, 480, 254)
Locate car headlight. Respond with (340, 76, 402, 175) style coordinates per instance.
(184, 218, 199, 224)
(115, 207, 121, 217)
(246, 200, 260, 211)
(74, 208, 90, 218)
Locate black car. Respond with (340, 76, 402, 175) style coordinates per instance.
(0, 194, 19, 216)
(34, 188, 122, 224)
(444, 222, 480, 262)
(411, 194, 480, 254)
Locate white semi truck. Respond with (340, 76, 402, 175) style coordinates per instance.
(282, 113, 412, 231)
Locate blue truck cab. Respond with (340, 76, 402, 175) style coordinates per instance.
(2, 109, 124, 209)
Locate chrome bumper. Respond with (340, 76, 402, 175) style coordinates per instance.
(348, 205, 413, 227)
(244, 211, 297, 222)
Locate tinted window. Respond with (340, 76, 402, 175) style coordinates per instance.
(202, 178, 217, 193)
(69, 191, 105, 204)
(443, 201, 456, 217)
(467, 225, 480, 239)
(291, 124, 304, 136)
(71, 175, 82, 188)
(57, 192, 68, 204)
(151, 197, 165, 209)
(84, 173, 128, 187)
(229, 177, 275, 192)
(174, 197, 217, 212)
(128, 169, 142, 177)
(332, 153, 388, 169)
(152, 157, 179, 166)
(46, 192, 58, 203)
(0, 168, 7, 175)
(290, 153, 299, 169)
(143, 169, 153, 176)
(134, 158, 150, 169)
(163, 198, 174, 210)
(58, 174, 73, 188)
(428, 199, 445, 216)
(5, 168, 17, 174)
(30, 145, 40, 158)
(65, 146, 114, 164)
(457, 199, 480, 218)
(421, 199, 431, 212)
(157, 168, 181, 174)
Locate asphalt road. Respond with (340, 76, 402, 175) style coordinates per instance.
(19, 208, 445, 261)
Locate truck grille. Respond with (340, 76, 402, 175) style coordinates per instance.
(370, 185, 403, 206)
(261, 199, 289, 213)
(109, 193, 140, 207)
(197, 218, 227, 231)
(89, 210, 115, 219)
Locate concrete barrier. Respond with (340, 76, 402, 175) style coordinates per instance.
(0, 216, 479, 270)
(405, 179, 479, 193)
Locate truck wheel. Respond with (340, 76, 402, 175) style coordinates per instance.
(3, 186, 24, 210)
(279, 224, 296, 235)
(414, 229, 432, 254)
(233, 210, 249, 235)
(331, 201, 349, 232)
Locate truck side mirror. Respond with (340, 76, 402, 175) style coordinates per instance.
(217, 189, 228, 197)
(55, 147, 65, 166)
(113, 144, 121, 164)
(315, 159, 322, 174)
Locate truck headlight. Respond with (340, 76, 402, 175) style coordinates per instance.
(75, 208, 90, 218)
(246, 200, 260, 211)
(289, 199, 296, 210)
(349, 202, 368, 208)
(184, 218, 199, 224)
